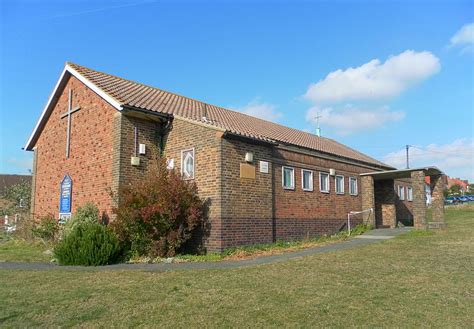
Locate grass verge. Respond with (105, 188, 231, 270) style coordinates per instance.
(0, 207, 472, 327)
(0, 234, 52, 262)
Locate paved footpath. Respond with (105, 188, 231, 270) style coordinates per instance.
(0, 228, 411, 272)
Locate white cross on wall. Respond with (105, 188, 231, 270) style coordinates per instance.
(60, 89, 81, 158)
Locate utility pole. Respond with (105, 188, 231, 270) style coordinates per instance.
(406, 145, 410, 169)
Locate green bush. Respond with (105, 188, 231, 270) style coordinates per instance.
(54, 222, 122, 266)
(63, 203, 100, 236)
(32, 214, 59, 242)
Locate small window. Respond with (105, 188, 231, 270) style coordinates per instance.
(398, 185, 405, 200)
(302, 169, 313, 191)
(349, 177, 358, 195)
(407, 187, 413, 201)
(181, 149, 195, 179)
(319, 172, 330, 193)
(282, 166, 295, 189)
(336, 175, 344, 194)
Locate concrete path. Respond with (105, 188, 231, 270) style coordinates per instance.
(0, 227, 411, 272)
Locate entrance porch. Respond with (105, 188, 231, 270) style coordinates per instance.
(360, 167, 446, 229)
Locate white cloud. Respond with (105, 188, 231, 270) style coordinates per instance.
(304, 50, 440, 103)
(233, 98, 282, 122)
(449, 22, 474, 54)
(306, 105, 405, 136)
(383, 138, 474, 181)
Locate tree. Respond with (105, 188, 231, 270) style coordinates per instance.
(1, 181, 31, 216)
(448, 184, 462, 196)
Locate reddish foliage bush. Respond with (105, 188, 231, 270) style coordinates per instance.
(112, 158, 205, 257)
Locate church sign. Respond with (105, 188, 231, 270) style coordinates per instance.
(59, 175, 72, 223)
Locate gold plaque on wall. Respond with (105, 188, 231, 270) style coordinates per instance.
(240, 163, 256, 179)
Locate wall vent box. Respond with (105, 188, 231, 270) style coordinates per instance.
(131, 156, 140, 166)
(329, 168, 336, 176)
(138, 144, 146, 155)
(245, 152, 254, 163)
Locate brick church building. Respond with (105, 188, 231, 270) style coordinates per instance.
(24, 63, 445, 251)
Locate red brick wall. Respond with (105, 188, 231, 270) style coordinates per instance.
(273, 148, 366, 239)
(162, 118, 223, 251)
(220, 138, 274, 248)
(33, 75, 117, 218)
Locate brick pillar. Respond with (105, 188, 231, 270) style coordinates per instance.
(110, 112, 124, 218)
(361, 175, 375, 227)
(430, 174, 445, 228)
(30, 146, 38, 218)
(411, 170, 427, 229)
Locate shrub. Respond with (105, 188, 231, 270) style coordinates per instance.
(54, 222, 122, 266)
(112, 157, 206, 258)
(64, 203, 100, 237)
(32, 214, 59, 242)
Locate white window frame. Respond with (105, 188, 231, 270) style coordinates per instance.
(319, 172, 330, 193)
(282, 166, 295, 190)
(407, 186, 413, 201)
(335, 175, 345, 195)
(398, 185, 405, 200)
(181, 148, 195, 180)
(349, 177, 358, 196)
(301, 169, 314, 191)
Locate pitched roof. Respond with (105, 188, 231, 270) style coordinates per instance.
(26, 62, 393, 169)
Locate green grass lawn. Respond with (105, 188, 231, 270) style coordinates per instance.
(0, 235, 52, 262)
(1, 207, 473, 327)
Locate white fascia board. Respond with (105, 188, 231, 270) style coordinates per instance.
(65, 64, 122, 110)
(24, 64, 123, 151)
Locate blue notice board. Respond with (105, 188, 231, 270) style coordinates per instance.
(59, 175, 72, 214)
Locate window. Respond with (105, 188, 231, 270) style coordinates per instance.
(319, 172, 330, 193)
(282, 167, 295, 189)
(407, 187, 413, 201)
(398, 185, 405, 200)
(181, 149, 195, 179)
(349, 177, 358, 195)
(302, 169, 313, 191)
(336, 175, 344, 194)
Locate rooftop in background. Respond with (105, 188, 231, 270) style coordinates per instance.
(26, 62, 394, 170)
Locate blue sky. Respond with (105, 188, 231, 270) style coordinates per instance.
(1, 0, 473, 180)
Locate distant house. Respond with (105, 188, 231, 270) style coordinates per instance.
(447, 177, 470, 195)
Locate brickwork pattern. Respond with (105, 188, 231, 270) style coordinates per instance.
(162, 118, 223, 251)
(430, 174, 445, 224)
(361, 176, 375, 226)
(411, 170, 427, 229)
(219, 138, 274, 249)
(33, 76, 117, 218)
(374, 180, 396, 228)
(272, 148, 365, 240)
